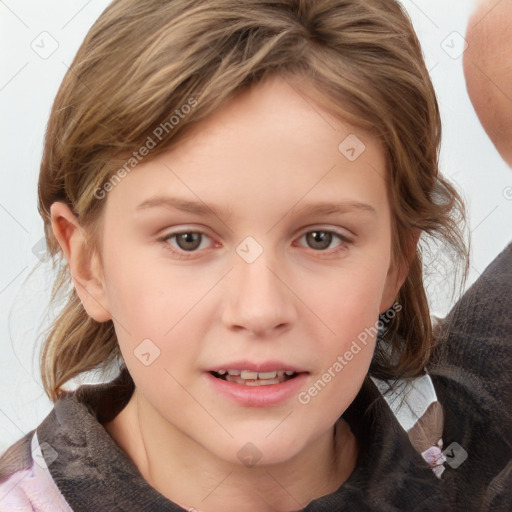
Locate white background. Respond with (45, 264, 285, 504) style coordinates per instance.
(1, 0, 511, 452)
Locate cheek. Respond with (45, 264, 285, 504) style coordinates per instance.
(315, 257, 391, 335)
(102, 254, 212, 376)
(102, 245, 201, 331)
(302, 318, 377, 428)
(298, 258, 390, 411)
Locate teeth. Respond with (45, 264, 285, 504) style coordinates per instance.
(240, 370, 259, 379)
(243, 378, 280, 386)
(258, 371, 277, 379)
(226, 375, 281, 386)
(215, 369, 298, 383)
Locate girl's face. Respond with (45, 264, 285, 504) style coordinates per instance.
(96, 75, 403, 466)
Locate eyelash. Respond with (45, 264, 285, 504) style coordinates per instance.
(158, 227, 354, 259)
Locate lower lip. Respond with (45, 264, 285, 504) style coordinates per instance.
(205, 372, 309, 407)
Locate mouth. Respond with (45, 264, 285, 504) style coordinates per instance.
(209, 369, 300, 386)
(206, 364, 310, 406)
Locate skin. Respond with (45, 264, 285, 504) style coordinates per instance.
(51, 74, 409, 512)
(464, 0, 512, 167)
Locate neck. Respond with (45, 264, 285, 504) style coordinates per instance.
(104, 389, 358, 512)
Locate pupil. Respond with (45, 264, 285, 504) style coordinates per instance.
(307, 231, 331, 250)
(177, 232, 201, 251)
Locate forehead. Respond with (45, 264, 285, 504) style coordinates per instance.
(104, 74, 388, 219)
(173, 74, 377, 158)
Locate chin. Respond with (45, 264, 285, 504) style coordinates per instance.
(213, 431, 308, 469)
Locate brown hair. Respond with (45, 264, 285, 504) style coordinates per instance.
(38, 0, 468, 402)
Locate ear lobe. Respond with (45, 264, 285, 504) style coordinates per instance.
(50, 202, 112, 323)
(379, 229, 420, 314)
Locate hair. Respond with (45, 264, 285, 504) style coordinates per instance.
(37, 0, 468, 402)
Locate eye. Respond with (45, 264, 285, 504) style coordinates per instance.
(159, 227, 353, 259)
(296, 229, 353, 253)
(160, 230, 214, 257)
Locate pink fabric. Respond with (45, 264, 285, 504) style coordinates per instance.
(0, 433, 72, 512)
(421, 439, 446, 479)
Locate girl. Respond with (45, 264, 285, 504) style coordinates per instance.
(1, 0, 511, 510)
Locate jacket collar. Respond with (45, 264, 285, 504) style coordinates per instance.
(36, 369, 449, 511)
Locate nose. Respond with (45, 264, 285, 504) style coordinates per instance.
(221, 246, 297, 337)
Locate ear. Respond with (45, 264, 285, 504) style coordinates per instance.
(50, 202, 112, 322)
(379, 229, 420, 313)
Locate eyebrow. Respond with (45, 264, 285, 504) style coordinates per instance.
(136, 195, 377, 219)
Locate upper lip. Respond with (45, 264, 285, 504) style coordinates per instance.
(208, 360, 308, 373)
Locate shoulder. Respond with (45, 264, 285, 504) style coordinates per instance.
(430, 242, 512, 408)
(0, 431, 73, 512)
(440, 242, 512, 339)
(0, 430, 33, 483)
(429, 242, 512, 510)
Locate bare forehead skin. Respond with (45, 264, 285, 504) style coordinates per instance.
(464, 0, 512, 166)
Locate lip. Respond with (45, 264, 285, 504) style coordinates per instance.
(205, 371, 309, 407)
(207, 360, 308, 373)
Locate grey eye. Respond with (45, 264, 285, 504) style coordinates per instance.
(304, 231, 336, 250)
(172, 232, 203, 251)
